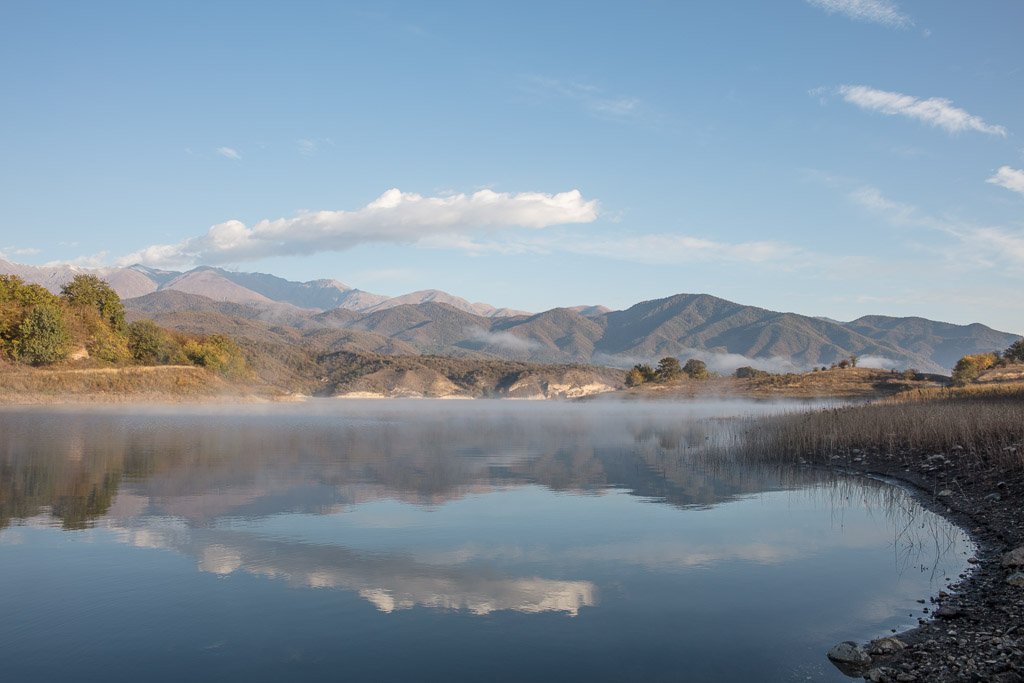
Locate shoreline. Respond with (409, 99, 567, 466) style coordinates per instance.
(823, 447, 1023, 682)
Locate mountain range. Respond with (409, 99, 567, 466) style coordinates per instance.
(2, 258, 1018, 374)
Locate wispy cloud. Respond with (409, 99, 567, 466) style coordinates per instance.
(987, 166, 1024, 196)
(296, 138, 333, 156)
(2, 246, 41, 257)
(834, 85, 1007, 136)
(119, 188, 599, 268)
(216, 146, 242, 160)
(558, 234, 807, 266)
(806, 0, 912, 28)
(521, 77, 647, 122)
(420, 230, 831, 272)
(44, 252, 111, 268)
(849, 185, 1024, 271)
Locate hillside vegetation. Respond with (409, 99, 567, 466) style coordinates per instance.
(1, 274, 250, 385)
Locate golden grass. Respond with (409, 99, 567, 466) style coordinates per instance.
(0, 365, 231, 402)
(727, 392, 1024, 471)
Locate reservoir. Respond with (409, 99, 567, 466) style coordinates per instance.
(0, 400, 972, 681)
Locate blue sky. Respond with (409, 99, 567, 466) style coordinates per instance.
(1, 1, 1022, 332)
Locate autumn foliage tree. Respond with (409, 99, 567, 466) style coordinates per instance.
(951, 353, 998, 386)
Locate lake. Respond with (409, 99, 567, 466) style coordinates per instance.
(0, 400, 972, 681)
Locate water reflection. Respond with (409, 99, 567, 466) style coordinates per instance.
(1, 400, 835, 530)
(0, 401, 972, 682)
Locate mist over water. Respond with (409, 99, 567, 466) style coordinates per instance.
(0, 400, 971, 681)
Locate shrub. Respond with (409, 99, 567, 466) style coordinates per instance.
(682, 358, 708, 379)
(183, 334, 249, 379)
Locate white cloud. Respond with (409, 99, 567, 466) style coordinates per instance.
(836, 85, 1007, 136)
(987, 166, 1024, 196)
(806, 0, 912, 28)
(119, 188, 599, 267)
(216, 146, 241, 160)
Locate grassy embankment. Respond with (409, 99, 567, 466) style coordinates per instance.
(0, 364, 245, 403)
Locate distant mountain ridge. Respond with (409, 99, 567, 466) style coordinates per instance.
(0, 259, 524, 318)
(2, 258, 1018, 373)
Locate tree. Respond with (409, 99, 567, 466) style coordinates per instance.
(17, 303, 71, 365)
(1005, 338, 1024, 364)
(951, 353, 998, 386)
(61, 275, 125, 331)
(128, 320, 181, 364)
(683, 358, 708, 379)
(656, 357, 683, 381)
(837, 359, 850, 369)
(849, 355, 859, 368)
(625, 366, 646, 387)
(183, 334, 249, 379)
(1, 276, 67, 363)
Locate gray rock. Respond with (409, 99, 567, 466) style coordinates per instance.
(936, 489, 952, 498)
(869, 637, 906, 655)
(1006, 572, 1024, 587)
(865, 667, 888, 682)
(828, 640, 872, 665)
(934, 605, 962, 619)
(1002, 546, 1024, 567)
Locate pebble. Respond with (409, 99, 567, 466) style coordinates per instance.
(1002, 546, 1024, 567)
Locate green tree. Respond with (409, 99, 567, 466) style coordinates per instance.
(1005, 338, 1024, 364)
(656, 357, 683, 381)
(127, 320, 181, 364)
(61, 275, 125, 331)
(682, 358, 708, 379)
(0, 275, 61, 360)
(17, 303, 71, 365)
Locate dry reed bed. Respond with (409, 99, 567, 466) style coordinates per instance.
(726, 386, 1024, 471)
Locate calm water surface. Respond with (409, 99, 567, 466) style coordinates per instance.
(0, 400, 972, 682)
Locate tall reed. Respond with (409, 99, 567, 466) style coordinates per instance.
(724, 387, 1024, 472)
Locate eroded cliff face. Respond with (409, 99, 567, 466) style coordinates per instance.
(334, 365, 620, 400)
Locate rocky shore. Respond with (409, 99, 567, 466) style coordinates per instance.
(827, 445, 1024, 682)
